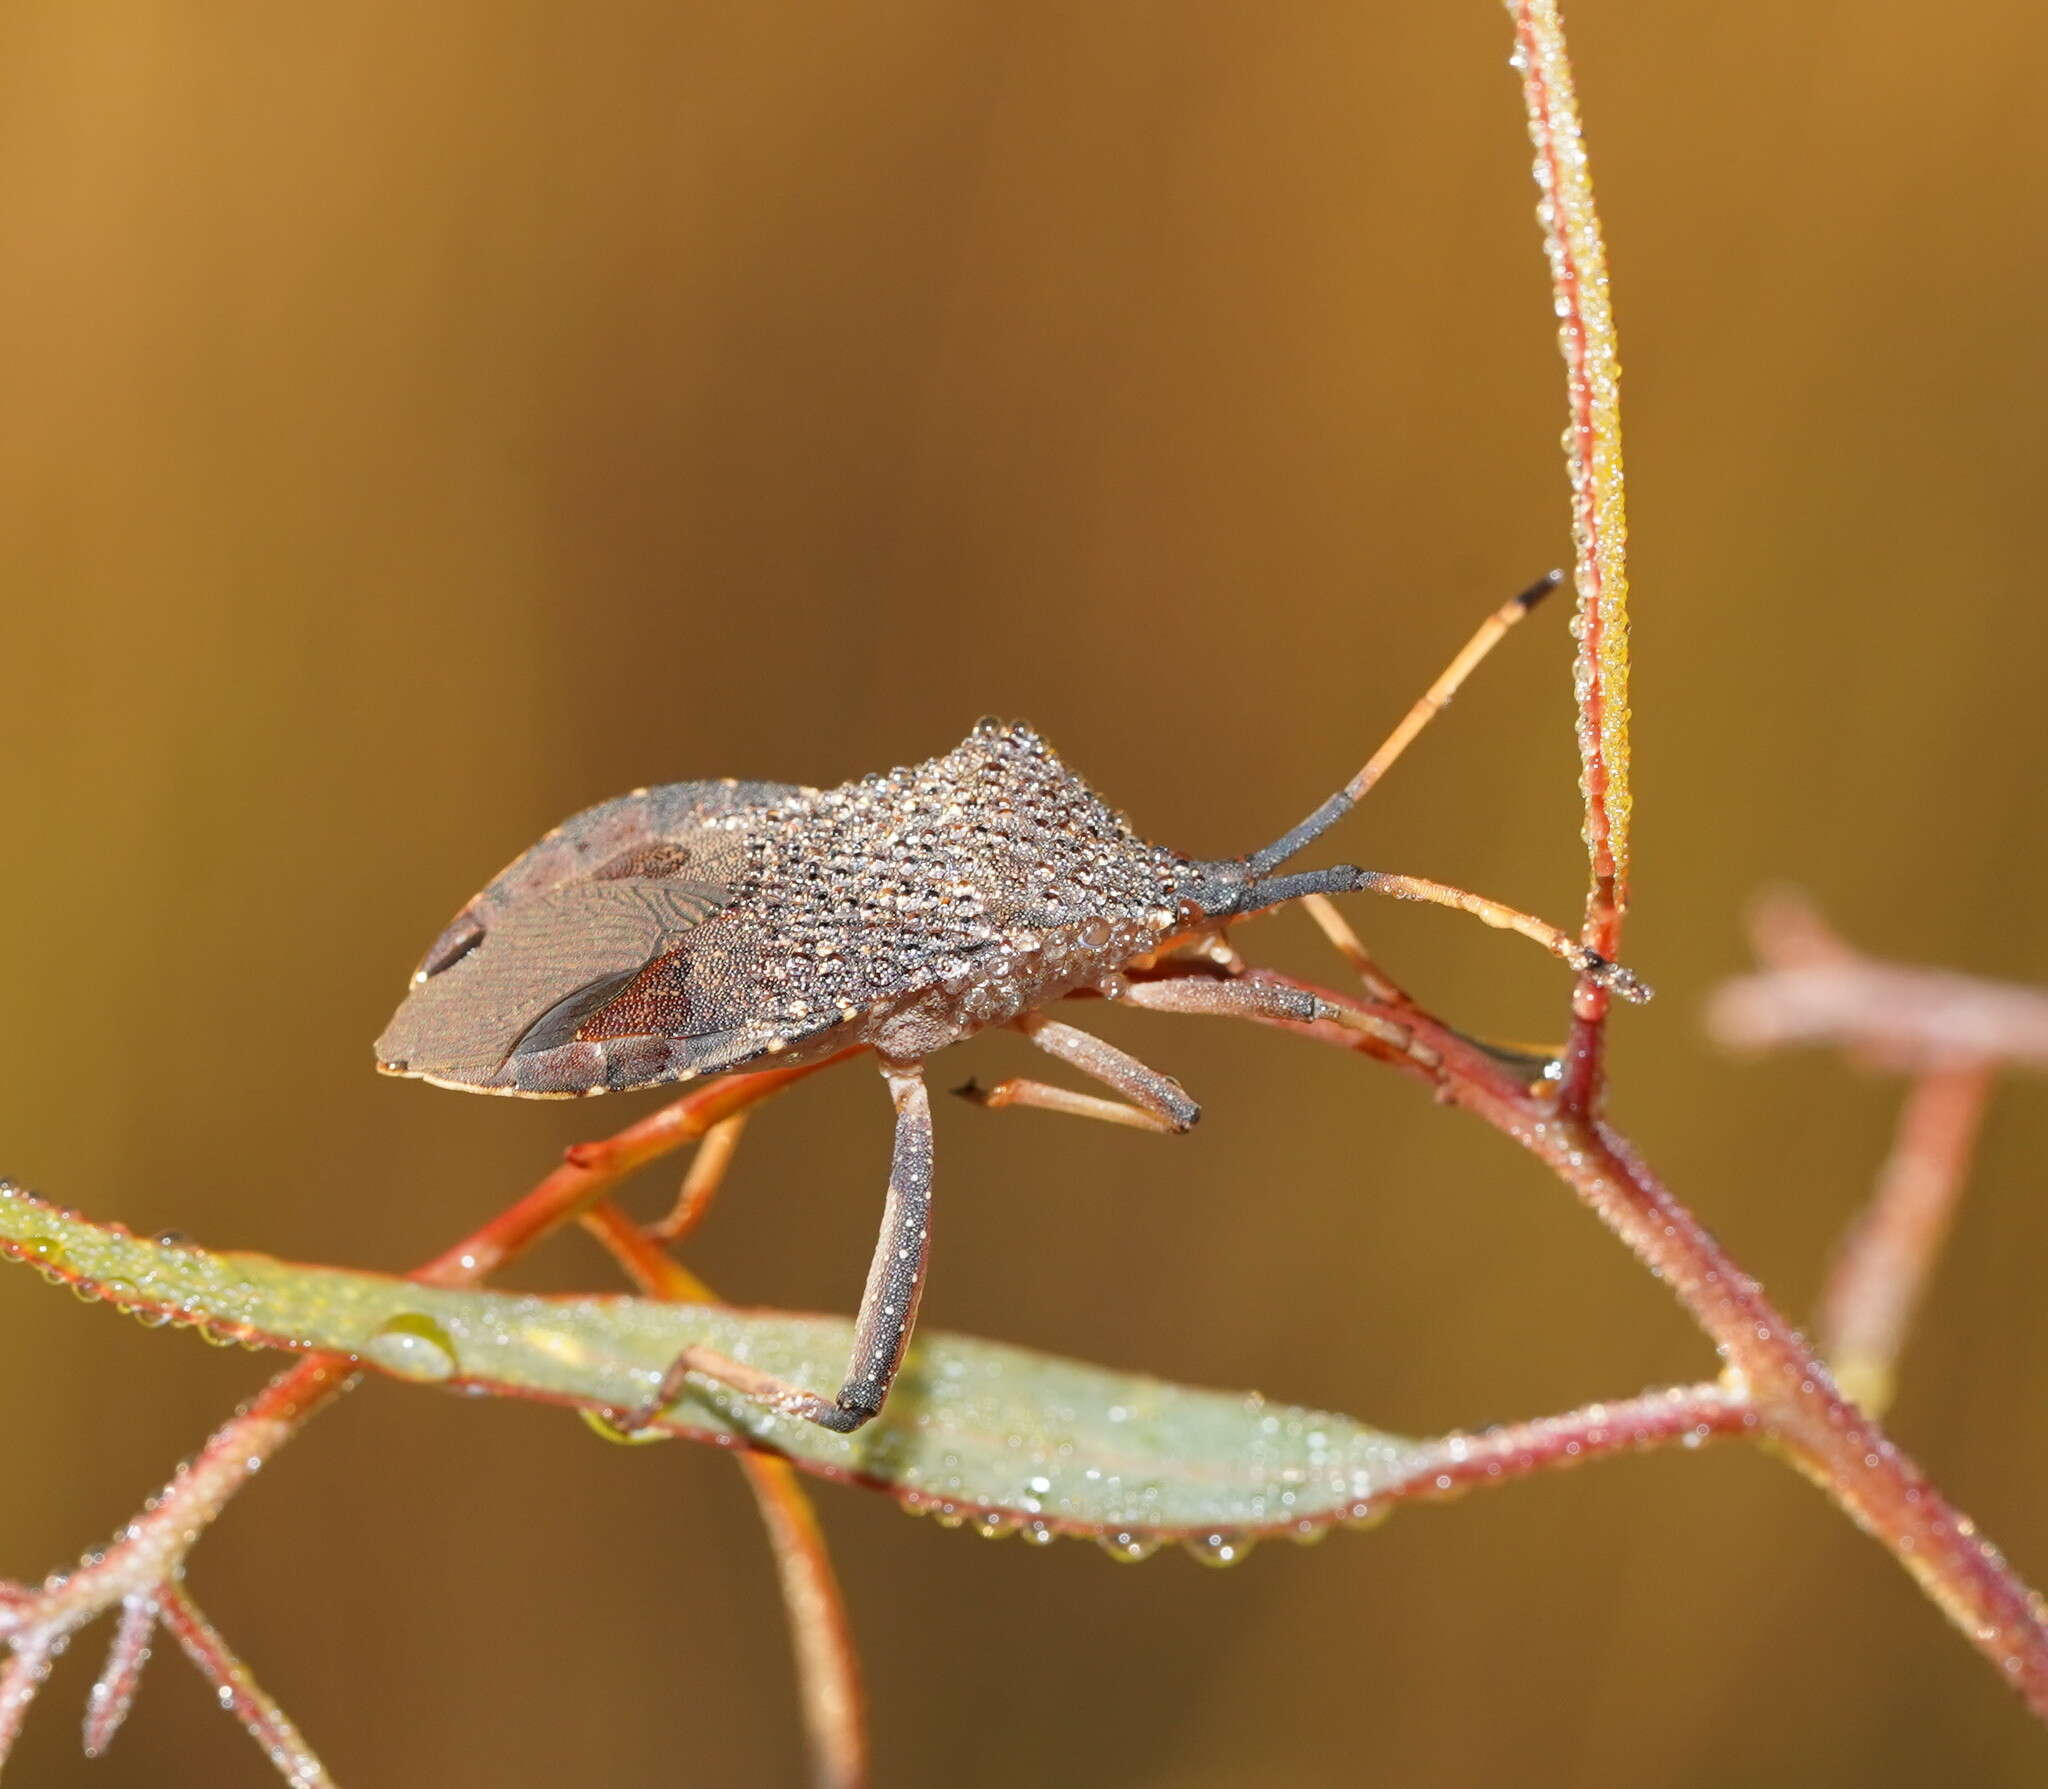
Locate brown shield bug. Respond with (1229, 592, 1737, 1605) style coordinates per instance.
(376, 573, 1643, 1434)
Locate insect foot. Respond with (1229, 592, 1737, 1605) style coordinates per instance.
(1574, 951, 1653, 1005)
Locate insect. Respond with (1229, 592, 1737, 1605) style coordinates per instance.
(376, 574, 1643, 1434)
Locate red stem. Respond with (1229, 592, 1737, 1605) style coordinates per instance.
(160, 1586, 336, 1789)
(1217, 966, 2048, 1716)
(1820, 1064, 1997, 1411)
(581, 1199, 869, 1789)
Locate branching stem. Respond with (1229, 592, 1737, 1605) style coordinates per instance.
(1173, 958, 2048, 1716)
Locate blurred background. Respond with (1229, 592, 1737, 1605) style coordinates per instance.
(3, 3, 2045, 1784)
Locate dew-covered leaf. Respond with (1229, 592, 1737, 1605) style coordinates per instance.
(0, 1183, 1427, 1547)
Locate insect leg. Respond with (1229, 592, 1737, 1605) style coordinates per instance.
(1118, 975, 1330, 1026)
(956, 1015, 1200, 1134)
(1297, 891, 1403, 1003)
(621, 1064, 933, 1436)
(648, 1111, 750, 1244)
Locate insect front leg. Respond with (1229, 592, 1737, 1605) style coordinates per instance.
(956, 1014, 1200, 1134)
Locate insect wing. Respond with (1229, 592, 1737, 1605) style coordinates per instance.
(375, 780, 794, 1096)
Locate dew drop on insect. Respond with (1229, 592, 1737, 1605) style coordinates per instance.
(361, 1312, 460, 1383)
(1184, 1530, 1256, 1568)
(1097, 1530, 1161, 1564)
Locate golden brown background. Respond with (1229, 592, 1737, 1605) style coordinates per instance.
(3, 4, 2045, 1785)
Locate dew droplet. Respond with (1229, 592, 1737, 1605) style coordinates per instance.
(1097, 1530, 1161, 1564)
(361, 1312, 459, 1383)
(1184, 1530, 1255, 1568)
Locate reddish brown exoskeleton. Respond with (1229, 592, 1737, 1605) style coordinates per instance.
(376, 574, 1644, 1433)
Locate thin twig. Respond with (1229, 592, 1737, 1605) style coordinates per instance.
(0, 1636, 56, 1775)
(581, 1201, 868, 1789)
(1819, 1066, 1997, 1415)
(1383, 1379, 1757, 1508)
(1709, 900, 2048, 1072)
(82, 1592, 159, 1758)
(159, 1586, 335, 1789)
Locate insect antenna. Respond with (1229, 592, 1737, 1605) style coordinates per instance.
(1242, 864, 1649, 1001)
(1245, 569, 1562, 877)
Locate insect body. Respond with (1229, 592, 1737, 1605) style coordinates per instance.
(377, 578, 1641, 1433)
(379, 723, 1210, 1100)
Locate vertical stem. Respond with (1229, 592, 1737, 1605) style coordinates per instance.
(1820, 1065, 1997, 1414)
(1506, 0, 1633, 1113)
(581, 1200, 869, 1789)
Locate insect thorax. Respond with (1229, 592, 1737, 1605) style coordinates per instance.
(730, 719, 1197, 1058)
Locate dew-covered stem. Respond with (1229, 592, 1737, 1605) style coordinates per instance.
(582, 1199, 869, 1789)
(1506, 0, 1632, 1114)
(1195, 957, 2048, 1717)
(160, 1587, 336, 1789)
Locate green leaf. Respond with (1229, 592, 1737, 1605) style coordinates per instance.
(0, 1182, 1424, 1550)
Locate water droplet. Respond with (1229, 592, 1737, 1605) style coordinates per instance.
(1184, 1530, 1255, 1568)
(1019, 1520, 1056, 1547)
(361, 1312, 459, 1383)
(972, 1513, 1020, 1542)
(1097, 1530, 1161, 1564)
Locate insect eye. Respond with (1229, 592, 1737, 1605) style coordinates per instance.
(418, 915, 486, 980)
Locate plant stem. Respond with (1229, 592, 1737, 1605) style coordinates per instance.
(1221, 964, 2048, 1717)
(1388, 1380, 1757, 1503)
(582, 1200, 868, 1789)
(1820, 1065, 1996, 1414)
(160, 1587, 335, 1789)
(1507, 0, 1632, 1115)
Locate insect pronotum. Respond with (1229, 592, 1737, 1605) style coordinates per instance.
(376, 574, 1644, 1433)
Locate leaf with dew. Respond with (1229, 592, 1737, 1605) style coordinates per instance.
(0, 1182, 1426, 1548)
